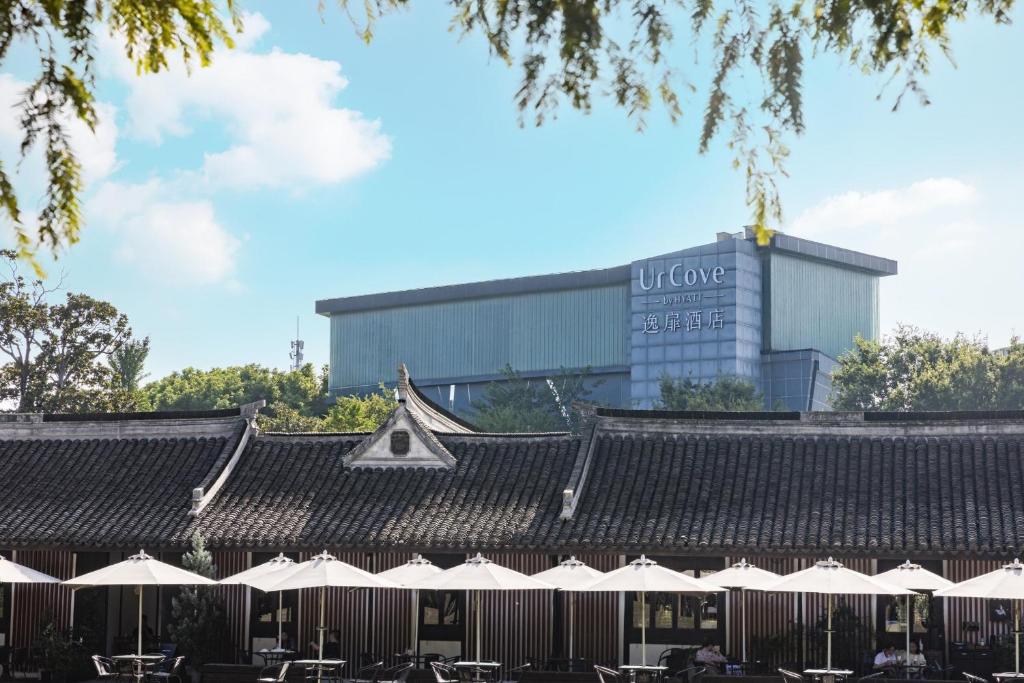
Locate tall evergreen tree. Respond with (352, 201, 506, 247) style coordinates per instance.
(168, 533, 230, 669)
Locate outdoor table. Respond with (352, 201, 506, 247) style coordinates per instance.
(453, 661, 502, 683)
(894, 664, 926, 679)
(112, 655, 168, 683)
(992, 673, 1024, 682)
(803, 668, 854, 683)
(293, 659, 346, 683)
(256, 650, 296, 666)
(619, 665, 668, 683)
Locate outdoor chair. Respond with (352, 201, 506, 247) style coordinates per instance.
(378, 662, 414, 683)
(431, 662, 458, 683)
(351, 661, 384, 683)
(926, 660, 955, 679)
(420, 654, 445, 668)
(595, 665, 625, 683)
(859, 672, 887, 681)
(660, 649, 693, 673)
(670, 665, 706, 683)
(962, 674, 988, 683)
(92, 655, 121, 681)
(779, 668, 808, 683)
(149, 656, 186, 683)
(257, 661, 291, 683)
(509, 663, 532, 681)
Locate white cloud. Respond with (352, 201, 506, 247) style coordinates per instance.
(112, 14, 391, 190)
(787, 177, 1023, 348)
(790, 178, 977, 235)
(90, 180, 240, 286)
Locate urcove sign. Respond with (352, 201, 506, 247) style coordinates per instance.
(638, 263, 725, 291)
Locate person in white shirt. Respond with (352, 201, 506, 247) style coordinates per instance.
(874, 646, 899, 671)
(905, 643, 927, 677)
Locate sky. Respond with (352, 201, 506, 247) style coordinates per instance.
(1, 3, 1021, 379)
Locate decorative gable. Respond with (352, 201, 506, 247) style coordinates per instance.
(343, 400, 456, 469)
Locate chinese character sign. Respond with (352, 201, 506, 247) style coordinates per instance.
(639, 309, 727, 333)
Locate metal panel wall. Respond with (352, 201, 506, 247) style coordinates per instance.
(10, 550, 75, 648)
(329, 285, 630, 392)
(945, 559, 1006, 645)
(768, 253, 880, 360)
(213, 551, 249, 656)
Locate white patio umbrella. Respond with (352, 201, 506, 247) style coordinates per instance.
(64, 549, 217, 655)
(219, 553, 296, 647)
(532, 556, 606, 662)
(377, 554, 443, 657)
(575, 555, 724, 668)
(875, 561, 953, 675)
(261, 551, 400, 677)
(411, 553, 554, 664)
(935, 559, 1024, 673)
(760, 558, 913, 672)
(0, 555, 61, 584)
(712, 559, 781, 664)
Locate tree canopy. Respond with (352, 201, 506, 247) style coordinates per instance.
(142, 362, 330, 421)
(657, 374, 766, 411)
(4, 0, 1014, 265)
(0, 249, 136, 412)
(830, 325, 1024, 411)
(472, 365, 597, 433)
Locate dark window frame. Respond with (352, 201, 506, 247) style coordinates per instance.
(623, 556, 727, 660)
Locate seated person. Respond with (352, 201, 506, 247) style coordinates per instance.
(874, 646, 899, 671)
(905, 643, 926, 677)
(309, 630, 342, 660)
(695, 641, 727, 675)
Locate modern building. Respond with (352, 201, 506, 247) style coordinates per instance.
(2, 390, 1024, 674)
(316, 230, 896, 412)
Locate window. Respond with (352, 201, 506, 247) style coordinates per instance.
(418, 554, 466, 650)
(874, 559, 944, 652)
(624, 558, 726, 653)
(250, 552, 299, 644)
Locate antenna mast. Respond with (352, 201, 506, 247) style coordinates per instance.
(289, 317, 304, 370)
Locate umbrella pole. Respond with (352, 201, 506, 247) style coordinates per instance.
(1016, 601, 1021, 674)
(278, 591, 284, 647)
(906, 594, 912, 680)
(318, 585, 326, 683)
(569, 592, 574, 663)
(475, 590, 482, 663)
(413, 589, 419, 656)
(641, 590, 647, 668)
(742, 589, 747, 664)
(826, 593, 833, 671)
(137, 585, 143, 656)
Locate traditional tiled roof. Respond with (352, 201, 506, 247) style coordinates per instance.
(183, 432, 580, 549)
(0, 413, 248, 548)
(4, 408, 1024, 557)
(553, 410, 1024, 557)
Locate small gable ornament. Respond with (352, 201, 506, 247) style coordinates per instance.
(390, 429, 411, 456)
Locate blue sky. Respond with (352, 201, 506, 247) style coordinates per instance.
(1, 3, 1021, 378)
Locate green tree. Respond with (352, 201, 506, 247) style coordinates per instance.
(657, 375, 765, 411)
(472, 365, 597, 433)
(143, 363, 328, 415)
(320, 386, 398, 432)
(168, 532, 230, 669)
(1, 1, 240, 271)
(0, 250, 133, 413)
(831, 325, 1024, 411)
(108, 336, 152, 411)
